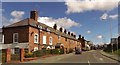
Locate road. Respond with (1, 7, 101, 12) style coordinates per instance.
(24, 50, 119, 64)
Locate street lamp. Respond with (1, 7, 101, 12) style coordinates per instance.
(109, 20, 113, 53)
(101, 16, 113, 53)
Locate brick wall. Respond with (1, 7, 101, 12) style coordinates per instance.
(3, 26, 29, 44)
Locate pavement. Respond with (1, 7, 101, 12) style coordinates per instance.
(100, 50, 120, 62)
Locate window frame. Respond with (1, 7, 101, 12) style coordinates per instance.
(13, 33, 18, 43)
(34, 33, 39, 43)
(43, 35, 46, 44)
(49, 37, 53, 45)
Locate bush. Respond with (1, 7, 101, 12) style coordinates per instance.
(60, 49, 64, 54)
(46, 49, 51, 55)
(33, 50, 43, 57)
(24, 53, 33, 58)
(24, 49, 29, 53)
(52, 49, 59, 54)
(2, 53, 6, 63)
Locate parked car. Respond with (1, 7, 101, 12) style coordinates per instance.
(75, 47, 82, 54)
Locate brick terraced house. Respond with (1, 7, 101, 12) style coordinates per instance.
(2, 10, 86, 54)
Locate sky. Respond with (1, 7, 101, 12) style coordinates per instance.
(1, 0, 119, 45)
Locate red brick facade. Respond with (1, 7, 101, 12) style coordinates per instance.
(3, 10, 85, 54)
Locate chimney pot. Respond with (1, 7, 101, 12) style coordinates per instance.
(53, 24, 57, 30)
(71, 33, 73, 36)
(82, 36, 84, 39)
(79, 35, 81, 38)
(68, 31, 70, 35)
(30, 10, 38, 21)
(59, 27, 63, 32)
(64, 29, 67, 34)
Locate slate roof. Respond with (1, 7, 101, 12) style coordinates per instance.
(5, 18, 79, 41)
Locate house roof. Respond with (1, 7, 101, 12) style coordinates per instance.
(4, 18, 79, 41)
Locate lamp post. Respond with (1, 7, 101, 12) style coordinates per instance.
(109, 20, 113, 53)
(102, 17, 113, 53)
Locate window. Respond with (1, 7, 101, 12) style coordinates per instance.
(43, 36, 46, 44)
(0, 34, 4, 43)
(13, 33, 18, 43)
(49, 37, 52, 45)
(14, 48, 20, 54)
(34, 33, 39, 43)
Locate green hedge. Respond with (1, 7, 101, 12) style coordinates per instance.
(33, 49, 64, 57)
(24, 49, 65, 58)
(24, 53, 34, 58)
(2, 53, 6, 63)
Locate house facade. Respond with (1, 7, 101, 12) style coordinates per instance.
(3, 10, 84, 54)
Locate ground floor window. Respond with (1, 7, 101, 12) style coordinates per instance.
(14, 48, 20, 54)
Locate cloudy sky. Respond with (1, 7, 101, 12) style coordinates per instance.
(1, 0, 119, 45)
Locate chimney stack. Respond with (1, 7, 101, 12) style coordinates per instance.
(79, 35, 81, 38)
(30, 10, 38, 21)
(53, 24, 57, 30)
(68, 31, 70, 35)
(59, 27, 63, 32)
(71, 33, 73, 36)
(64, 29, 67, 34)
(82, 36, 84, 39)
(74, 35, 76, 38)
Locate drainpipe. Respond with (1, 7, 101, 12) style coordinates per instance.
(38, 25, 40, 50)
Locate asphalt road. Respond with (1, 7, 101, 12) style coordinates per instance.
(24, 50, 119, 64)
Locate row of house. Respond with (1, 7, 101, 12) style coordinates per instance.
(1, 10, 87, 54)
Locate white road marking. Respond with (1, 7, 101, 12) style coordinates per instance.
(88, 61, 90, 65)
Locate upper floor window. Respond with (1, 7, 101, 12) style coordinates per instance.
(0, 34, 4, 43)
(13, 33, 18, 43)
(34, 33, 39, 43)
(49, 37, 52, 45)
(43, 36, 46, 44)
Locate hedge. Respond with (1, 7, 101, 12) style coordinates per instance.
(24, 53, 34, 58)
(2, 53, 6, 63)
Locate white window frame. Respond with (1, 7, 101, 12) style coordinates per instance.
(43, 36, 46, 44)
(13, 33, 18, 43)
(2, 35, 4, 43)
(49, 37, 53, 45)
(0, 34, 4, 43)
(34, 33, 39, 43)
